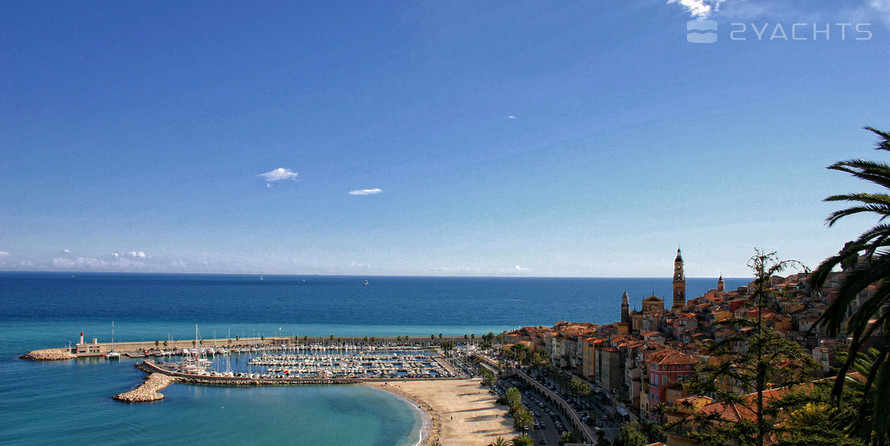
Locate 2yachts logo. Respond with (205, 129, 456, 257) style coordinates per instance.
(687, 20, 873, 43)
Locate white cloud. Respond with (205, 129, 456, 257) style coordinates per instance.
(508, 115, 517, 119)
(515, 265, 529, 272)
(111, 251, 146, 258)
(53, 256, 110, 269)
(868, 0, 890, 23)
(0, 251, 9, 257)
(259, 168, 298, 182)
(61, 249, 70, 254)
(668, 0, 725, 18)
(349, 188, 382, 196)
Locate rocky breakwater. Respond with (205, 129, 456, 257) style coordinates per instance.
(113, 373, 175, 402)
(20, 348, 75, 361)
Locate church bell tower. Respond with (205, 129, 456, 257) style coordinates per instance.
(621, 291, 630, 324)
(672, 247, 686, 311)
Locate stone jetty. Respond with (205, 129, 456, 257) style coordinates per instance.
(113, 373, 174, 402)
(20, 348, 75, 361)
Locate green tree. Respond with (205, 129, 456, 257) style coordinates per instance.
(512, 406, 533, 433)
(569, 375, 591, 400)
(680, 250, 820, 446)
(154, 340, 159, 348)
(614, 423, 647, 446)
(488, 437, 509, 446)
(506, 387, 523, 411)
(811, 126, 890, 445)
(510, 434, 533, 446)
(480, 368, 498, 387)
(561, 429, 585, 444)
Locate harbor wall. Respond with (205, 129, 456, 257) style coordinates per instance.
(60, 335, 474, 357)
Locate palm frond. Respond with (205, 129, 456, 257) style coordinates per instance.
(865, 126, 890, 151)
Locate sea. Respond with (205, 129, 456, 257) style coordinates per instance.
(0, 272, 750, 445)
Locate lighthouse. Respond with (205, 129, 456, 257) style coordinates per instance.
(79, 331, 84, 345)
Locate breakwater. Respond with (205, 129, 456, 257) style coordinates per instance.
(113, 373, 174, 402)
(20, 348, 75, 361)
(136, 360, 364, 386)
(22, 335, 476, 359)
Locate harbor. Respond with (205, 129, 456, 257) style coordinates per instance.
(140, 346, 459, 382)
(24, 333, 477, 360)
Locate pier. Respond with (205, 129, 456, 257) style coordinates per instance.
(23, 335, 475, 359)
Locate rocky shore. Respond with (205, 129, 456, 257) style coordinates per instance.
(113, 373, 174, 402)
(20, 348, 75, 361)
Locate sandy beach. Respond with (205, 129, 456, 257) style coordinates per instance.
(369, 378, 514, 446)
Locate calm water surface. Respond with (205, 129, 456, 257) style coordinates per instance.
(0, 273, 748, 445)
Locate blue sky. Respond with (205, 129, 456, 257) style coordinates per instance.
(1, 0, 888, 277)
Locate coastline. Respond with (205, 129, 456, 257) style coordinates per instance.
(368, 378, 513, 446)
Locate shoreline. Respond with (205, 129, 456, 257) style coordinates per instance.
(367, 383, 435, 446)
(368, 378, 513, 446)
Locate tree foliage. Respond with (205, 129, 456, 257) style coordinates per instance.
(679, 249, 821, 446)
(811, 126, 890, 445)
(614, 423, 648, 446)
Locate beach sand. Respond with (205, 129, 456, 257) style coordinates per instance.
(369, 378, 514, 446)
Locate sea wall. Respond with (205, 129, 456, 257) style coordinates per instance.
(113, 373, 174, 402)
(20, 348, 75, 361)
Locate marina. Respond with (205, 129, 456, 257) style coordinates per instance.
(143, 346, 458, 382)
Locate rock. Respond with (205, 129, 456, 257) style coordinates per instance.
(20, 348, 75, 361)
(113, 373, 174, 402)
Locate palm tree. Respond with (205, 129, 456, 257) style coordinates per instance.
(811, 126, 890, 444)
(489, 437, 509, 446)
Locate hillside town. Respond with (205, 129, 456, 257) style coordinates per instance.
(497, 248, 864, 446)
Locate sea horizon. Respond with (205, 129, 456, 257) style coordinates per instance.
(1, 273, 750, 445)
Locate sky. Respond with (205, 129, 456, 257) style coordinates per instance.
(1, 0, 888, 277)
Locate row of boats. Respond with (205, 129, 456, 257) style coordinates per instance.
(247, 352, 453, 379)
(158, 349, 456, 380)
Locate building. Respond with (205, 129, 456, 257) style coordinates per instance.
(621, 291, 630, 324)
(673, 248, 686, 311)
(642, 295, 665, 313)
(647, 348, 697, 407)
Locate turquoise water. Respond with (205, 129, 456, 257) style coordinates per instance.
(0, 273, 749, 445)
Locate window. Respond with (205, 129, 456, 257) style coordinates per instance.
(662, 376, 667, 386)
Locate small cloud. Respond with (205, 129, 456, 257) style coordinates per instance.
(508, 115, 517, 119)
(668, 0, 724, 18)
(0, 251, 9, 257)
(111, 251, 146, 258)
(259, 168, 298, 182)
(61, 249, 71, 254)
(515, 265, 529, 272)
(349, 188, 382, 196)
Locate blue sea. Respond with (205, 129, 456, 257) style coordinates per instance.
(0, 273, 749, 445)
